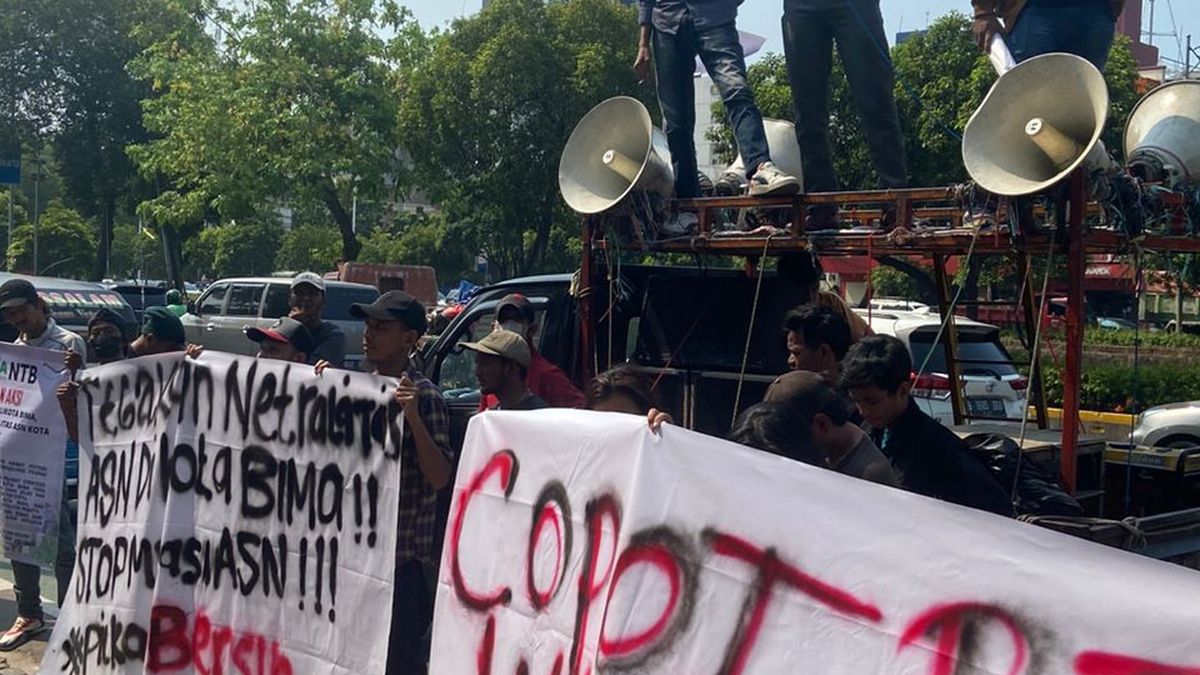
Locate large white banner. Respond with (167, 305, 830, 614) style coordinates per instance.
(433, 409, 1200, 674)
(43, 352, 403, 675)
(0, 342, 68, 568)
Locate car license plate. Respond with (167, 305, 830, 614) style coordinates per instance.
(967, 397, 1008, 419)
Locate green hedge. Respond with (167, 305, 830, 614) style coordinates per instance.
(1041, 363, 1200, 413)
(1083, 328, 1200, 349)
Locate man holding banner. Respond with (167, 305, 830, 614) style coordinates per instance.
(344, 290, 453, 675)
(0, 279, 80, 651)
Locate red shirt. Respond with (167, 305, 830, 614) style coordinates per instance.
(479, 349, 585, 410)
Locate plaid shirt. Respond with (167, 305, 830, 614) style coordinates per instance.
(395, 363, 452, 564)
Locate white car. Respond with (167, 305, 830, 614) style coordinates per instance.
(1131, 402, 1200, 448)
(856, 309, 1029, 426)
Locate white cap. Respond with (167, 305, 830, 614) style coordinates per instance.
(291, 271, 326, 293)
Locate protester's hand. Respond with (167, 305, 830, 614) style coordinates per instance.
(57, 380, 79, 406)
(185, 343, 204, 359)
(64, 349, 83, 374)
(289, 306, 316, 324)
(314, 359, 332, 376)
(395, 374, 421, 421)
(633, 44, 653, 83)
(971, 14, 1003, 52)
(647, 407, 673, 433)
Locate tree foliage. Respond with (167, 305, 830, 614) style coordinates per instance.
(109, 222, 167, 280)
(399, 0, 648, 279)
(184, 220, 283, 279)
(6, 201, 96, 278)
(358, 212, 479, 283)
(276, 223, 343, 274)
(129, 0, 421, 263)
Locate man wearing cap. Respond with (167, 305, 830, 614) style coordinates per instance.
(479, 293, 584, 411)
(332, 290, 450, 675)
(0, 279, 84, 650)
(131, 306, 186, 357)
(462, 330, 549, 411)
(245, 317, 314, 363)
(766, 371, 897, 486)
(289, 272, 346, 367)
(84, 308, 131, 364)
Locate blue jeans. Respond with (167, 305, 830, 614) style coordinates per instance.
(652, 20, 771, 198)
(781, 0, 907, 193)
(1008, 1, 1116, 70)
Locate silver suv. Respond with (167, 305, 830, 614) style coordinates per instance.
(182, 276, 378, 370)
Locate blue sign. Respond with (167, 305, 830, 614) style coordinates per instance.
(0, 160, 19, 186)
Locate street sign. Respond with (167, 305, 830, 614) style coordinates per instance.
(0, 159, 19, 186)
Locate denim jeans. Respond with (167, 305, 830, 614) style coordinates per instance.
(1008, 1, 1116, 70)
(653, 20, 771, 198)
(781, 0, 907, 193)
(11, 490, 76, 619)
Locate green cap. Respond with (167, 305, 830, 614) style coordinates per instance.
(141, 306, 186, 345)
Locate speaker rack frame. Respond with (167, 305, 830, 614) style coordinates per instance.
(582, 176, 1200, 499)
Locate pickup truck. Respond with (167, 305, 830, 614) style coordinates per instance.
(421, 265, 804, 449)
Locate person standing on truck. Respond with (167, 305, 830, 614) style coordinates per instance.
(970, 0, 1123, 69)
(289, 272, 346, 367)
(320, 290, 451, 675)
(462, 330, 549, 410)
(479, 293, 585, 410)
(0, 278, 82, 651)
(841, 336, 1014, 517)
(779, 252, 871, 342)
(633, 0, 799, 222)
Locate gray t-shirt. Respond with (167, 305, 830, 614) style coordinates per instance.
(834, 431, 900, 488)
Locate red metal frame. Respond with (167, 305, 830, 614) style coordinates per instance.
(580, 181, 1200, 494)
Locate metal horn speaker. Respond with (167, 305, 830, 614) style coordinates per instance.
(1125, 80, 1200, 186)
(725, 118, 805, 190)
(558, 96, 674, 214)
(963, 53, 1109, 196)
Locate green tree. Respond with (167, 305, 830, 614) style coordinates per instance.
(399, 0, 648, 279)
(200, 219, 284, 278)
(6, 201, 96, 278)
(129, 0, 421, 264)
(109, 222, 167, 280)
(276, 223, 343, 274)
(358, 212, 479, 282)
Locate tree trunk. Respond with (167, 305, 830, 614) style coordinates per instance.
(876, 256, 938, 304)
(160, 223, 185, 290)
(93, 196, 115, 281)
(322, 183, 360, 262)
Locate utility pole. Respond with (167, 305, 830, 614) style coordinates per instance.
(6, 185, 12, 271)
(1188, 34, 1193, 78)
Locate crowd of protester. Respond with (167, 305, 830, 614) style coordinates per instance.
(0, 254, 1021, 670)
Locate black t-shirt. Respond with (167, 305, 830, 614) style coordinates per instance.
(500, 392, 549, 411)
(868, 401, 1014, 517)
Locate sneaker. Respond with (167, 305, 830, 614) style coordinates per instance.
(659, 211, 698, 237)
(697, 171, 715, 197)
(0, 616, 45, 651)
(748, 161, 800, 197)
(714, 170, 746, 196)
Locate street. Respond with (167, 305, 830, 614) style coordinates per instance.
(0, 563, 58, 674)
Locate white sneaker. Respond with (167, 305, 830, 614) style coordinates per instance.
(0, 615, 45, 651)
(748, 161, 800, 197)
(659, 211, 698, 237)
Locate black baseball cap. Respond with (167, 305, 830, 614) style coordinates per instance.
(0, 279, 39, 310)
(496, 293, 535, 323)
(349, 290, 428, 334)
(89, 308, 132, 341)
(245, 317, 315, 354)
(141, 306, 187, 345)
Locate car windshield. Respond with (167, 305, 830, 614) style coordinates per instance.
(909, 329, 1018, 377)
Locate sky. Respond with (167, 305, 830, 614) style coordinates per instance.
(399, 0, 1200, 69)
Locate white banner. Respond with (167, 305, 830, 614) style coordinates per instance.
(432, 409, 1200, 674)
(43, 352, 403, 675)
(0, 342, 68, 568)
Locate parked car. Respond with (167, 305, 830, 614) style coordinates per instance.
(106, 281, 169, 324)
(0, 272, 136, 341)
(1131, 402, 1200, 448)
(868, 297, 932, 314)
(858, 309, 1028, 426)
(181, 276, 378, 370)
(1097, 316, 1138, 330)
